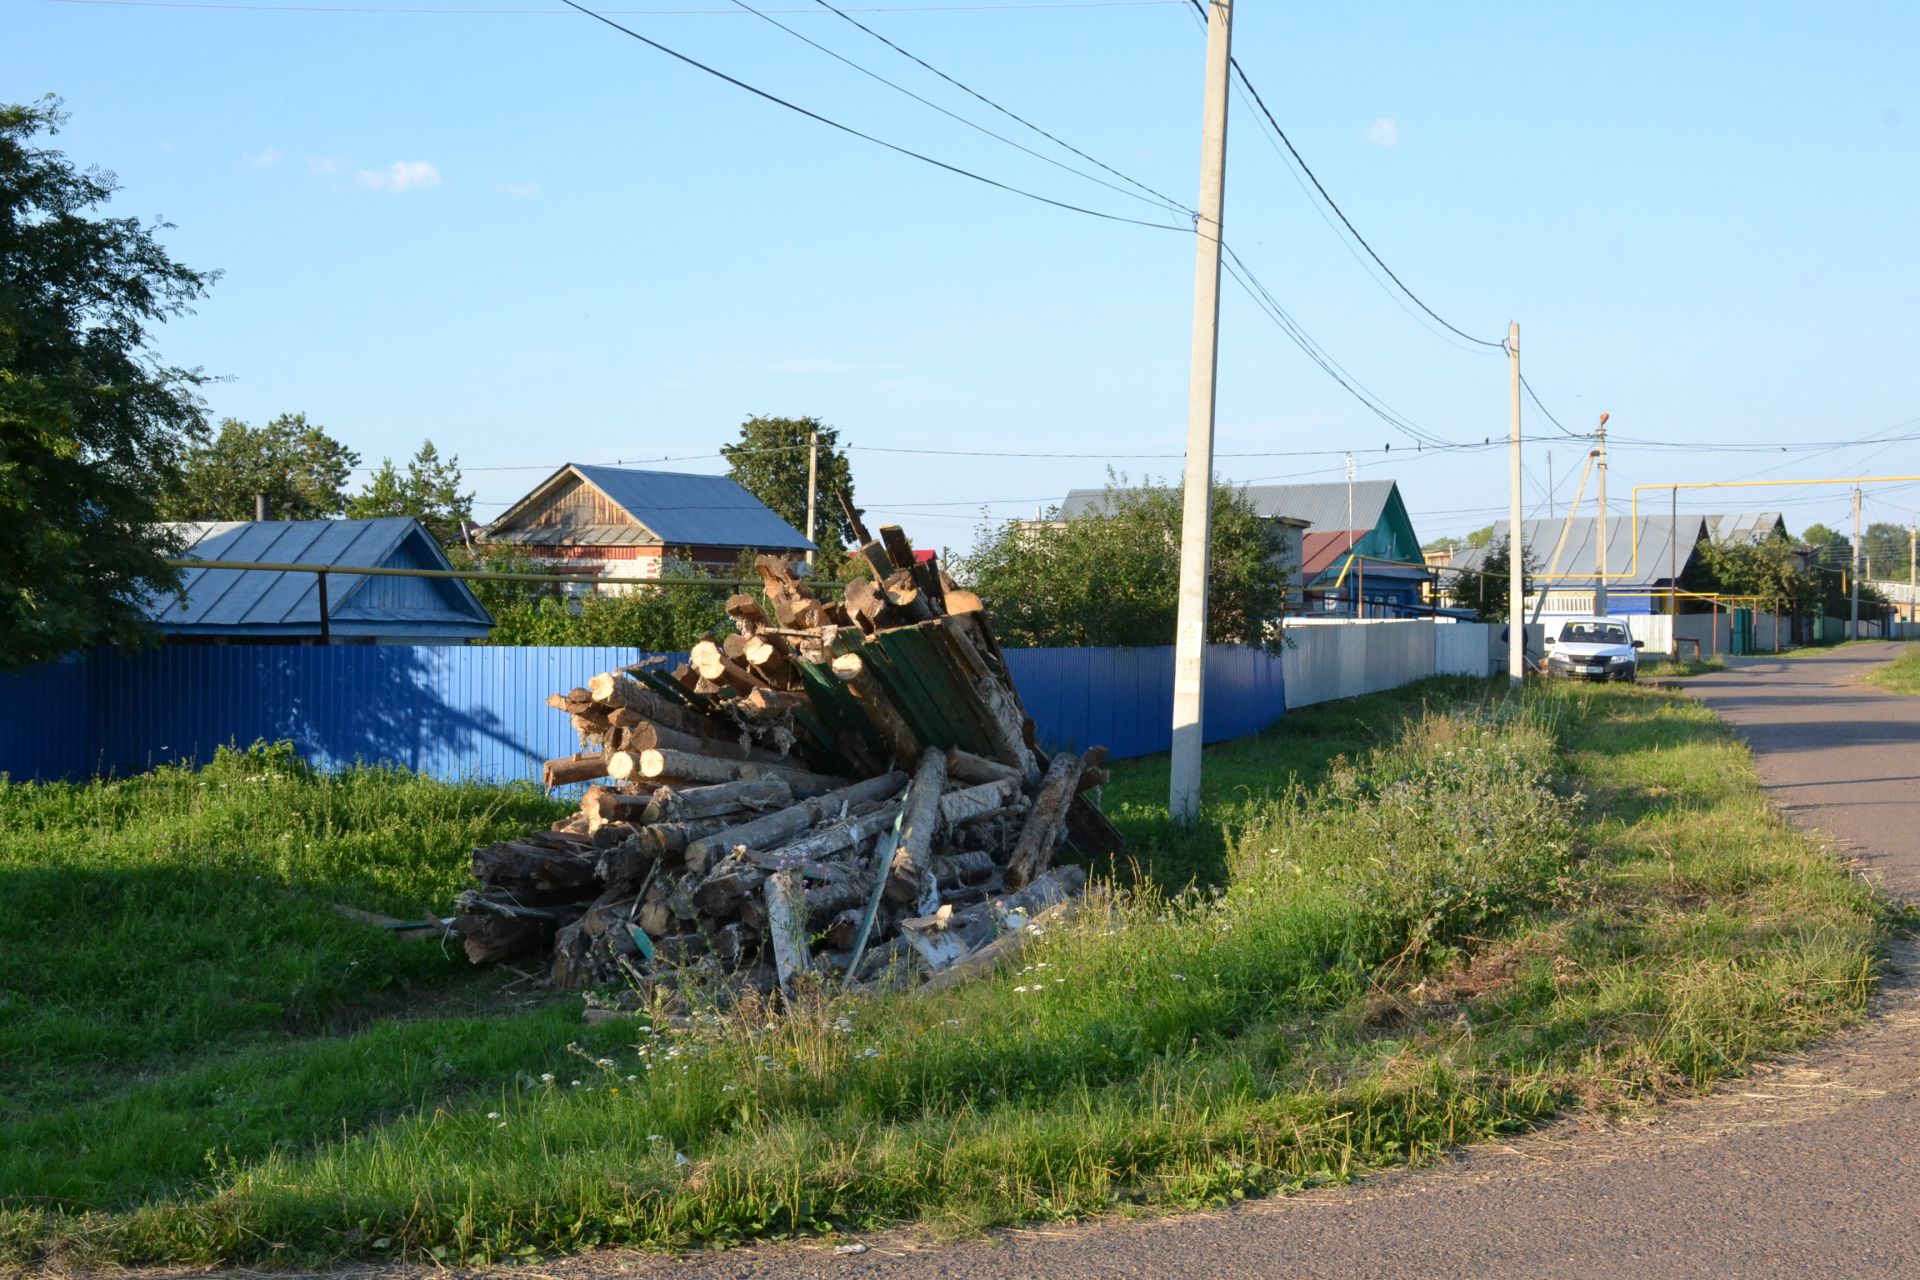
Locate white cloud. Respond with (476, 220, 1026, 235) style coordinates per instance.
(245, 146, 283, 169)
(499, 181, 540, 198)
(1362, 117, 1400, 148)
(355, 160, 442, 193)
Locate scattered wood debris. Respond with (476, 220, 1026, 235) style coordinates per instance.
(453, 523, 1117, 999)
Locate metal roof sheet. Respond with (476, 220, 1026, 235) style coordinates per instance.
(152, 518, 493, 636)
(1059, 479, 1399, 535)
(1447, 515, 1707, 591)
(550, 465, 815, 551)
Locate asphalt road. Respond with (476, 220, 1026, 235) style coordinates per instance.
(518, 646, 1920, 1280)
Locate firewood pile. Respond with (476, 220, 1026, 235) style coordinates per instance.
(453, 524, 1118, 997)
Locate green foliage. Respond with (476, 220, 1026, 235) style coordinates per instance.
(159, 413, 359, 521)
(1861, 521, 1909, 576)
(1864, 644, 1920, 696)
(444, 542, 551, 618)
(0, 97, 214, 669)
(722, 415, 855, 555)
(1799, 522, 1851, 570)
(0, 685, 1886, 1267)
(480, 569, 737, 650)
(1449, 535, 1533, 622)
(346, 440, 473, 543)
(1463, 523, 1496, 550)
(1694, 538, 1819, 615)
(1422, 535, 1464, 554)
(957, 476, 1291, 648)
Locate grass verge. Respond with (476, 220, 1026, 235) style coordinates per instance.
(1639, 655, 1727, 679)
(1863, 643, 1920, 695)
(0, 684, 1894, 1269)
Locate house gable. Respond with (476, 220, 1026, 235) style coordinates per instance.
(487, 467, 661, 547)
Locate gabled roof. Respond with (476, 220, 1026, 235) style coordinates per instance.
(486, 464, 814, 552)
(1447, 515, 1707, 591)
(1059, 478, 1405, 536)
(153, 518, 493, 637)
(1704, 512, 1788, 545)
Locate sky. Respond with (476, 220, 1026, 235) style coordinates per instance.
(10, 0, 1920, 553)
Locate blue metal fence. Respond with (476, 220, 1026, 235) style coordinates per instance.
(1, 641, 1287, 783)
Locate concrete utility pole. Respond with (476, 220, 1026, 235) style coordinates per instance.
(1507, 322, 1524, 686)
(1909, 520, 1916, 628)
(804, 428, 819, 567)
(1168, 0, 1233, 826)
(1593, 413, 1610, 617)
(1345, 451, 1356, 616)
(1851, 486, 1863, 640)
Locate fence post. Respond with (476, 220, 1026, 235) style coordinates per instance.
(316, 571, 331, 646)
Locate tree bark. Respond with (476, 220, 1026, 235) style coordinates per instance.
(885, 749, 948, 912)
(1004, 750, 1088, 889)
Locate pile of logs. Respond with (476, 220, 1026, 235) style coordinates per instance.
(453, 523, 1117, 996)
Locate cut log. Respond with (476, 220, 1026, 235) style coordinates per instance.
(917, 897, 1077, 996)
(842, 577, 894, 634)
(542, 752, 610, 789)
(831, 651, 921, 766)
(970, 673, 1042, 786)
(885, 750, 948, 912)
(945, 747, 1023, 786)
(693, 854, 768, 916)
(726, 592, 769, 630)
(580, 785, 653, 832)
(682, 771, 908, 872)
(742, 633, 795, 687)
(934, 849, 996, 886)
(736, 760, 859, 799)
(588, 672, 715, 740)
(691, 639, 760, 693)
(754, 555, 820, 629)
(882, 568, 932, 622)
(645, 776, 793, 823)
(877, 524, 916, 570)
(938, 778, 1019, 826)
(759, 800, 902, 867)
(737, 687, 808, 720)
(1004, 749, 1088, 889)
(763, 868, 808, 993)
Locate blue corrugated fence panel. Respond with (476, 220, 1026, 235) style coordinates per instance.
(9, 641, 1289, 785)
(0, 657, 92, 780)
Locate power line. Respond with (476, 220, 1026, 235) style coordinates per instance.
(1182, 0, 1502, 352)
(807, 0, 1193, 216)
(553, 0, 1192, 231)
(722, 0, 1184, 215)
(39, 0, 1186, 13)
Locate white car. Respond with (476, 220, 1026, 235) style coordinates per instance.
(1543, 617, 1643, 682)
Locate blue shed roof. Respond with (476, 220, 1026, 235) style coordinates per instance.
(153, 518, 494, 639)
(487, 464, 814, 552)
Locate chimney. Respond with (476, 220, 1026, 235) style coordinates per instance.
(254, 493, 267, 522)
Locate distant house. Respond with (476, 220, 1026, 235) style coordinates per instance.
(1071, 479, 1430, 618)
(1447, 512, 1790, 616)
(155, 518, 493, 643)
(484, 464, 814, 590)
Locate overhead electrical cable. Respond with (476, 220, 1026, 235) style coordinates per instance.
(552, 0, 1191, 230)
(722, 0, 1187, 214)
(1181, 0, 1502, 351)
(807, 0, 1193, 216)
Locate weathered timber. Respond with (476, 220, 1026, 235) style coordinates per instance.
(757, 801, 902, 866)
(882, 568, 932, 622)
(945, 747, 1022, 786)
(763, 868, 808, 993)
(938, 778, 1019, 826)
(726, 593, 769, 630)
(691, 639, 760, 693)
(736, 760, 858, 799)
(644, 776, 792, 823)
(877, 524, 916, 569)
(1004, 749, 1088, 889)
(682, 771, 908, 872)
(885, 749, 948, 912)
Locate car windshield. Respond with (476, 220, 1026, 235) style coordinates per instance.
(1560, 622, 1630, 645)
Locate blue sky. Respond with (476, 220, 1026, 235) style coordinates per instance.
(10, 0, 1919, 548)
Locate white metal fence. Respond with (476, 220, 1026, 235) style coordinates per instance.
(1281, 619, 1495, 710)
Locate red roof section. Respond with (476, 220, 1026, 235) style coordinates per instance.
(1302, 530, 1367, 580)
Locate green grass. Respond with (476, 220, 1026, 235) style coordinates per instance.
(1862, 643, 1920, 695)
(0, 686, 1895, 1270)
(1639, 655, 1728, 679)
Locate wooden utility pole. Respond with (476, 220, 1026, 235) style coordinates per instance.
(1168, 0, 1233, 825)
(1507, 322, 1523, 685)
(804, 428, 819, 567)
(1851, 487, 1862, 640)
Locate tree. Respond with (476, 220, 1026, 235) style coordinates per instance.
(1423, 535, 1464, 555)
(160, 413, 358, 520)
(955, 476, 1290, 649)
(1449, 536, 1534, 623)
(1694, 539, 1820, 619)
(1464, 523, 1497, 551)
(1861, 521, 1910, 578)
(1, 98, 214, 669)
(1799, 522, 1852, 571)
(348, 439, 474, 543)
(722, 416, 857, 556)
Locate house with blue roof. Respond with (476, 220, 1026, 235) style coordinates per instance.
(156, 517, 494, 643)
(483, 464, 815, 589)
